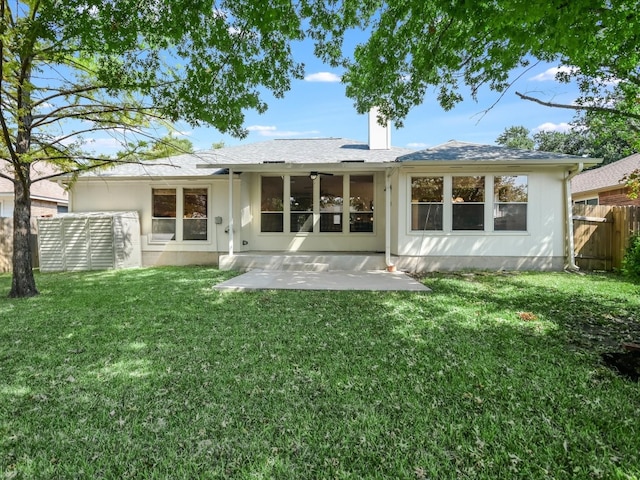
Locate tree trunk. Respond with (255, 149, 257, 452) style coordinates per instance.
(9, 178, 38, 298)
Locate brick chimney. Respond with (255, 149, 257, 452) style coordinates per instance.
(368, 107, 391, 150)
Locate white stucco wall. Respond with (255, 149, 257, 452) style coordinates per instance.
(70, 177, 241, 266)
(391, 167, 567, 270)
(238, 172, 387, 253)
(69, 165, 571, 270)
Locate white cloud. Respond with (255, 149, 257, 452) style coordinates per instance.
(407, 142, 429, 149)
(35, 102, 54, 112)
(86, 137, 124, 149)
(533, 122, 572, 133)
(246, 125, 320, 138)
(247, 125, 277, 133)
(304, 72, 341, 83)
(530, 66, 577, 82)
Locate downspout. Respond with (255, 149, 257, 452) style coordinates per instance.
(565, 162, 584, 271)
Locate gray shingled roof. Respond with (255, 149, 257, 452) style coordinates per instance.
(571, 153, 640, 194)
(75, 138, 599, 180)
(397, 140, 598, 163)
(80, 138, 414, 178)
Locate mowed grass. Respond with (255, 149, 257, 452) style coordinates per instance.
(1, 267, 639, 479)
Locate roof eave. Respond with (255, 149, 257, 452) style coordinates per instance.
(397, 157, 602, 167)
(194, 161, 395, 172)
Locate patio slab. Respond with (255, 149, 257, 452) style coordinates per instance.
(213, 270, 431, 292)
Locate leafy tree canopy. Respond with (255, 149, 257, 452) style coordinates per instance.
(496, 126, 534, 150)
(311, 0, 640, 126)
(135, 135, 194, 160)
(496, 114, 637, 165)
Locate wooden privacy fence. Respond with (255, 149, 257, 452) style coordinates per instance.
(0, 218, 39, 272)
(573, 205, 640, 271)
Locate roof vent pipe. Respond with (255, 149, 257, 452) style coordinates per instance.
(368, 107, 391, 150)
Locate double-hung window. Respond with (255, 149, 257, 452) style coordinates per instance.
(152, 188, 177, 241)
(411, 177, 444, 230)
(152, 187, 209, 242)
(260, 176, 284, 232)
(183, 188, 208, 240)
(494, 176, 528, 231)
(452, 176, 485, 230)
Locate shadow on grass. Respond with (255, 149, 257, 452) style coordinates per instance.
(416, 272, 640, 352)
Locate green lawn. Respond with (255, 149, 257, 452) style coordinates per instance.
(1, 267, 639, 479)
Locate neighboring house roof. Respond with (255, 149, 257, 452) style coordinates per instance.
(571, 153, 640, 194)
(0, 163, 68, 203)
(398, 140, 599, 165)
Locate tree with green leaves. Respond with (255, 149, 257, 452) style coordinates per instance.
(1, 0, 307, 297)
(495, 126, 534, 150)
(496, 119, 635, 165)
(136, 135, 194, 160)
(312, 0, 640, 126)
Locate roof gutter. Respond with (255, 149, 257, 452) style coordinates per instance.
(565, 162, 584, 271)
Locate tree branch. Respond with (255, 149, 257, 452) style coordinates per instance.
(515, 91, 640, 121)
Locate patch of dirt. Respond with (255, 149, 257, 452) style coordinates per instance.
(601, 348, 640, 382)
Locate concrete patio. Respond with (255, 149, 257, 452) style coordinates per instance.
(213, 269, 430, 292)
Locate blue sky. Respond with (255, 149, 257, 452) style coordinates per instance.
(90, 38, 581, 154)
(186, 63, 579, 152)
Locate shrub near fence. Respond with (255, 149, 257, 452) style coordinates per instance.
(0, 218, 39, 272)
(573, 204, 640, 271)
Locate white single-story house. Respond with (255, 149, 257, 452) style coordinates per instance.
(65, 113, 601, 272)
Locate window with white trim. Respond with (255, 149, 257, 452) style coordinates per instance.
(183, 188, 208, 240)
(290, 176, 313, 233)
(494, 176, 528, 231)
(452, 176, 485, 230)
(259, 174, 374, 234)
(411, 177, 443, 230)
(349, 175, 374, 232)
(574, 198, 598, 205)
(320, 175, 343, 232)
(152, 188, 177, 241)
(261, 176, 284, 232)
(151, 187, 209, 242)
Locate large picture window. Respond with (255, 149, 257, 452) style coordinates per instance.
(260, 174, 374, 234)
(350, 175, 374, 232)
(452, 176, 485, 230)
(494, 176, 528, 231)
(261, 176, 284, 232)
(152, 188, 176, 241)
(411, 177, 443, 230)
